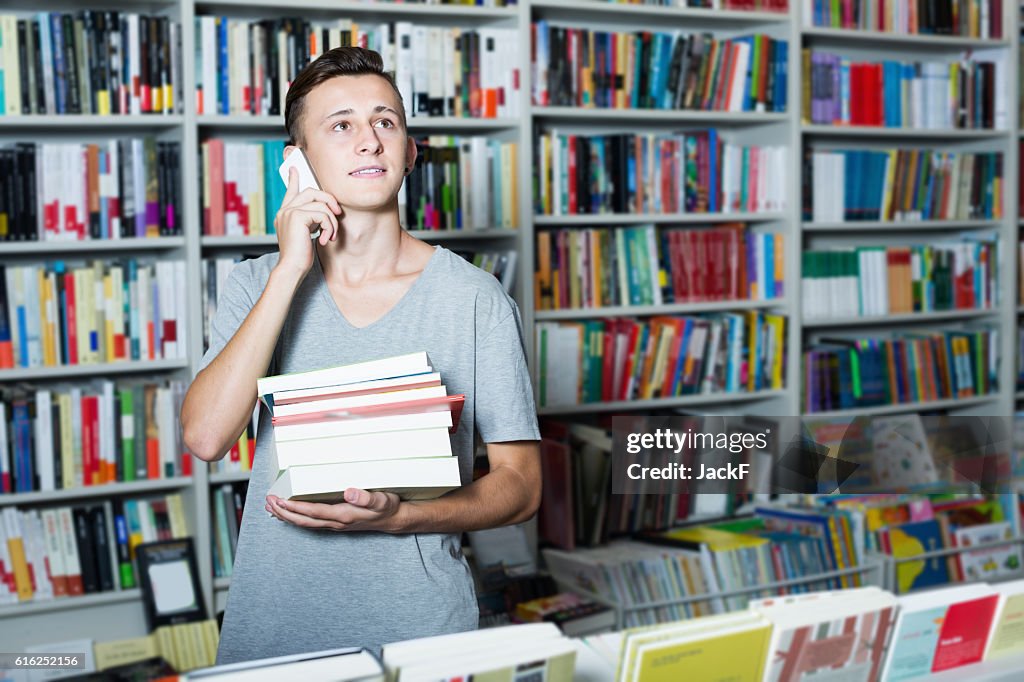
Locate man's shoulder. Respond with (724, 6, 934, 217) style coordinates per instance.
(434, 247, 511, 301)
(228, 252, 281, 287)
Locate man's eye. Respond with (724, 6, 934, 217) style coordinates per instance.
(375, 119, 394, 128)
(332, 122, 349, 131)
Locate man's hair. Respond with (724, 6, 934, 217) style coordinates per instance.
(284, 47, 407, 146)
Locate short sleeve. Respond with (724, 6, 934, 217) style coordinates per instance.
(474, 298, 540, 443)
(198, 262, 261, 374)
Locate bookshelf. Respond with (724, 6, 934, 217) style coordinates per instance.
(1, 0, 1022, 657)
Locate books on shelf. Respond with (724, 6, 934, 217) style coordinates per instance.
(535, 130, 787, 216)
(883, 583, 1001, 680)
(403, 136, 518, 231)
(513, 592, 616, 637)
(803, 148, 1004, 223)
(0, 493, 189, 605)
(0, 259, 188, 370)
(200, 135, 517, 236)
(535, 224, 783, 311)
(536, 311, 786, 407)
(194, 17, 518, 119)
(801, 235, 999, 320)
(597, 0, 789, 9)
(804, 0, 1004, 38)
(579, 580, 1024, 682)
(802, 326, 998, 412)
(211, 481, 245, 579)
(0, 379, 191, 494)
(0, 140, 182, 241)
(532, 25, 788, 113)
(0, 12, 183, 116)
(382, 622, 575, 682)
(803, 50, 1007, 129)
(616, 610, 773, 682)
(261, 352, 463, 502)
(753, 586, 897, 682)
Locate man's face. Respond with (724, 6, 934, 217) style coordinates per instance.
(295, 75, 414, 213)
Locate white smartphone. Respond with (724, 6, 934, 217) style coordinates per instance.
(278, 149, 324, 239)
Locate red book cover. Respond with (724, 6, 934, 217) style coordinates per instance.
(271, 373, 443, 406)
(80, 395, 95, 486)
(661, 318, 687, 397)
(669, 231, 686, 302)
(567, 135, 578, 214)
(207, 139, 225, 236)
(692, 230, 706, 301)
(620, 321, 642, 401)
(932, 594, 999, 672)
(64, 271, 78, 365)
(272, 394, 467, 434)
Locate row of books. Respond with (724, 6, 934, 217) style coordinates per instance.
(803, 148, 1004, 223)
(195, 18, 518, 119)
(200, 136, 518, 236)
(0, 13, 182, 116)
(802, 50, 1006, 129)
(211, 481, 245, 579)
(534, 225, 784, 311)
(582, 582, 1024, 682)
(535, 311, 786, 407)
(817, 494, 1021, 592)
(532, 25, 788, 113)
(801, 237, 999, 320)
(804, 0, 1004, 38)
(0, 260, 188, 370)
(0, 494, 189, 605)
(259, 352, 465, 503)
(543, 505, 865, 627)
(0, 380, 189, 495)
(802, 327, 997, 413)
(0, 140, 182, 242)
(535, 131, 787, 216)
(404, 136, 518, 231)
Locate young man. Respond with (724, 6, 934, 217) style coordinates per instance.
(181, 47, 541, 662)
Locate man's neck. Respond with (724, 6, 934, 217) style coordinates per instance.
(316, 209, 414, 287)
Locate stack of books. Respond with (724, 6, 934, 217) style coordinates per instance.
(258, 352, 465, 503)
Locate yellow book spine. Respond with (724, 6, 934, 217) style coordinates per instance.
(4, 509, 34, 601)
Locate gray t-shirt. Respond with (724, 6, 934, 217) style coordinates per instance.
(200, 245, 539, 663)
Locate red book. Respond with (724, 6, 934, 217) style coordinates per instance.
(64, 272, 78, 365)
(567, 135, 578, 214)
(207, 139, 225, 236)
(932, 594, 999, 672)
(272, 394, 466, 435)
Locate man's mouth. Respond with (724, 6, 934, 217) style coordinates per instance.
(350, 167, 386, 176)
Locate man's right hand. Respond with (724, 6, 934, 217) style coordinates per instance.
(273, 166, 342, 278)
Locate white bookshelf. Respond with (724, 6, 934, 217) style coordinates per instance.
(0, 0, 1020, 658)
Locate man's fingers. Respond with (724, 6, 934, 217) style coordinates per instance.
(282, 166, 299, 204)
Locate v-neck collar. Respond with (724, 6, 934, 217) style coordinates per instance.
(313, 244, 442, 332)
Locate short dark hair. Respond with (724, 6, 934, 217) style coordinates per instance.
(284, 47, 407, 146)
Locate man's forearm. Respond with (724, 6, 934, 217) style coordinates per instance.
(181, 267, 305, 461)
(389, 463, 539, 534)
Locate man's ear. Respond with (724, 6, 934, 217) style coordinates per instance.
(283, 144, 297, 161)
(404, 136, 418, 174)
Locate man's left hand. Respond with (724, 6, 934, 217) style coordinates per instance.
(266, 488, 402, 532)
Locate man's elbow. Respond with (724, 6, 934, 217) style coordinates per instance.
(514, 470, 543, 524)
(181, 412, 223, 463)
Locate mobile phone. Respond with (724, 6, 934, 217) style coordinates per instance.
(279, 149, 324, 239)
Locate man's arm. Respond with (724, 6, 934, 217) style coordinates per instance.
(180, 267, 305, 462)
(182, 173, 341, 462)
(265, 440, 542, 532)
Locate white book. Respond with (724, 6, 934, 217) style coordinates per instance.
(271, 426, 453, 472)
(257, 352, 431, 396)
(269, 371, 442, 407)
(186, 647, 382, 682)
(273, 408, 452, 443)
(268, 456, 461, 503)
(35, 389, 54, 491)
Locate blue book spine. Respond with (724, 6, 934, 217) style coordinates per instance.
(50, 13, 66, 115)
(218, 18, 229, 115)
(708, 128, 718, 213)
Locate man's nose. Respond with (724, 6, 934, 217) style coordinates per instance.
(356, 126, 383, 154)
